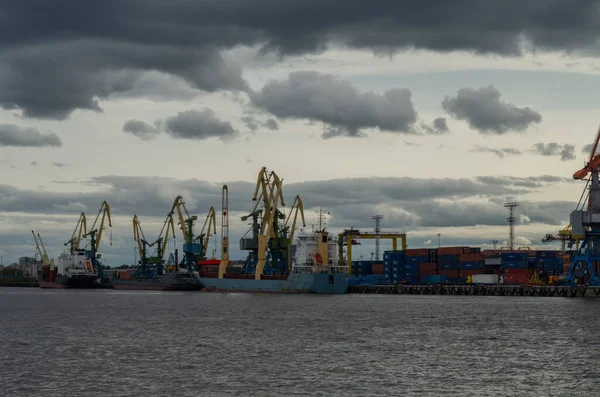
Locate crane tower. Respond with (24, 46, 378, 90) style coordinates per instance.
(372, 215, 383, 261)
(504, 202, 518, 250)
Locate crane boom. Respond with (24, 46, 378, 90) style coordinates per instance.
(85, 201, 112, 252)
(32, 231, 44, 264)
(283, 195, 306, 243)
(65, 212, 87, 253)
(254, 168, 285, 279)
(196, 206, 217, 258)
(574, 124, 600, 180)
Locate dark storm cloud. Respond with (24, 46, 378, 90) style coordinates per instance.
(420, 117, 450, 135)
(250, 71, 418, 138)
(3, 1, 600, 119)
(442, 86, 542, 134)
(531, 142, 576, 161)
(471, 145, 522, 158)
(162, 109, 239, 141)
(0, 124, 61, 147)
(122, 119, 160, 141)
(0, 41, 248, 119)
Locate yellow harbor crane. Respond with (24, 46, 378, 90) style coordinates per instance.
(65, 212, 87, 253)
(133, 212, 176, 275)
(283, 195, 306, 246)
(253, 167, 285, 279)
(196, 206, 217, 259)
(82, 201, 112, 278)
(32, 230, 54, 269)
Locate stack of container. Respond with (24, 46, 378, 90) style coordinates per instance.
(351, 260, 376, 277)
(419, 263, 437, 283)
(383, 251, 406, 284)
(437, 247, 464, 282)
(458, 252, 484, 278)
(535, 251, 564, 275)
(501, 251, 530, 283)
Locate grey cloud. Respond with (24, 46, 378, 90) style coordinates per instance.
(52, 162, 71, 168)
(474, 175, 574, 189)
(0, 41, 247, 120)
(471, 145, 522, 158)
(162, 109, 239, 141)
(0, 124, 62, 147)
(264, 118, 279, 131)
(581, 142, 600, 158)
(420, 117, 450, 135)
(442, 86, 542, 134)
(531, 143, 576, 161)
(123, 119, 160, 141)
(250, 71, 417, 138)
(4, 1, 600, 119)
(241, 113, 280, 132)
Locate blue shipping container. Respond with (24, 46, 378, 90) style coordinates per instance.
(422, 275, 447, 284)
(501, 252, 528, 260)
(459, 262, 483, 269)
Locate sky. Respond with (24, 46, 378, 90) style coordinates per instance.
(1, 0, 599, 265)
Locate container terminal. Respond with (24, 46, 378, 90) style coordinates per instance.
(16, 125, 600, 296)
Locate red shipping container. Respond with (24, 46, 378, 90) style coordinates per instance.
(460, 269, 483, 277)
(406, 248, 430, 256)
(504, 274, 529, 284)
(438, 269, 459, 278)
(419, 262, 436, 271)
(437, 247, 467, 255)
(372, 264, 384, 275)
(459, 253, 484, 262)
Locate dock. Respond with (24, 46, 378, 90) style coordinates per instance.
(348, 284, 600, 298)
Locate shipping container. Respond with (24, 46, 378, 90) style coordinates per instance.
(372, 264, 384, 275)
(501, 252, 528, 260)
(460, 269, 483, 277)
(485, 257, 502, 265)
(421, 275, 447, 284)
(459, 261, 483, 269)
(437, 247, 469, 255)
(406, 248, 430, 256)
(471, 274, 499, 284)
(459, 253, 484, 262)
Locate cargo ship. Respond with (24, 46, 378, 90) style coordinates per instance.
(110, 268, 203, 291)
(39, 250, 112, 289)
(198, 228, 349, 293)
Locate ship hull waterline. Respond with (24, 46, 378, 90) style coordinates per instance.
(199, 273, 349, 294)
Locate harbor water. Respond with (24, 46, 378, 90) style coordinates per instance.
(1, 288, 599, 396)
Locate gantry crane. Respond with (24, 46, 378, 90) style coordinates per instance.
(65, 212, 87, 254)
(83, 201, 112, 278)
(133, 212, 176, 278)
(219, 185, 229, 279)
(567, 124, 600, 285)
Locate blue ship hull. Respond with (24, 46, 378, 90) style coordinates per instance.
(199, 272, 348, 294)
